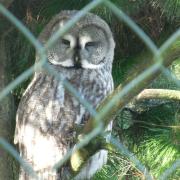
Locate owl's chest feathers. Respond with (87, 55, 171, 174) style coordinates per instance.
(56, 70, 111, 116)
(59, 68, 113, 110)
(25, 69, 113, 137)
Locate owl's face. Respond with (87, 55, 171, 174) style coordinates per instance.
(39, 11, 115, 70)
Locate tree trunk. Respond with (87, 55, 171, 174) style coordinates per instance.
(0, 30, 17, 180)
(0, 1, 26, 178)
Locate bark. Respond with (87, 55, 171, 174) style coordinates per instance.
(0, 32, 16, 180)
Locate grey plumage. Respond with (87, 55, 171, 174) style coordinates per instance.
(14, 10, 115, 179)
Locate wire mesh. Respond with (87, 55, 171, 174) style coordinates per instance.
(0, 0, 179, 179)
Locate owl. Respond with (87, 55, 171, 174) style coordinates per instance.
(14, 10, 115, 180)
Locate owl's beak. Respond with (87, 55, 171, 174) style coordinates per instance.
(74, 55, 81, 69)
(74, 42, 82, 68)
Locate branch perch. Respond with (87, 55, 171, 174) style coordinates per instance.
(136, 89, 180, 101)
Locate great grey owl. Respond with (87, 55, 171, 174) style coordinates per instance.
(14, 10, 115, 180)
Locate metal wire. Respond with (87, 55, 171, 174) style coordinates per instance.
(0, 0, 179, 179)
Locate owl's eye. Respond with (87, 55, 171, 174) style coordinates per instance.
(85, 42, 96, 48)
(62, 39, 70, 46)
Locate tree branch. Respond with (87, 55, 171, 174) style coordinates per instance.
(136, 89, 180, 101)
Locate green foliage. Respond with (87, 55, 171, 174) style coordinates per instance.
(137, 134, 180, 178)
(94, 151, 142, 180)
(150, 0, 180, 21)
(33, 0, 89, 22)
(139, 105, 179, 177)
(31, 0, 147, 20)
(150, 58, 180, 90)
(109, 0, 147, 15)
(109, 101, 180, 179)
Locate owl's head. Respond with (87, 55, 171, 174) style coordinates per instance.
(38, 10, 115, 70)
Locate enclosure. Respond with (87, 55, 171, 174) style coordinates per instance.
(0, 0, 179, 179)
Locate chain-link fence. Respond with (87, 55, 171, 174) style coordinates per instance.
(0, 0, 179, 179)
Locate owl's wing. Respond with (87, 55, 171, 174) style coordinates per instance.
(14, 74, 68, 174)
(14, 75, 39, 144)
(14, 73, 69, 144)
(14, 74, 58, 144)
